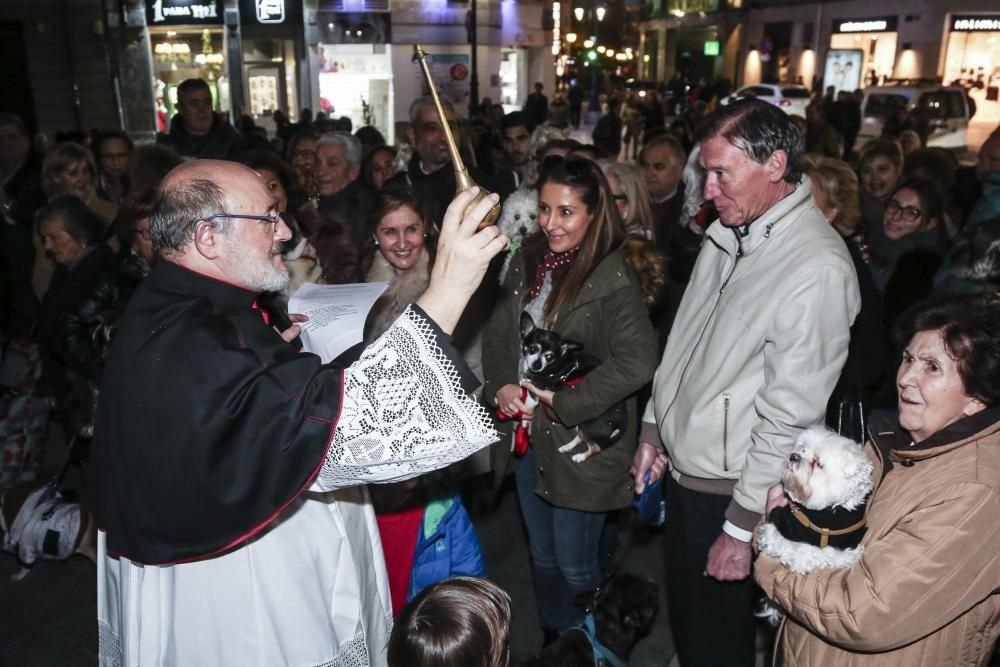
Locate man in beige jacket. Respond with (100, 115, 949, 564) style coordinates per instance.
(631, 98, 860, 666)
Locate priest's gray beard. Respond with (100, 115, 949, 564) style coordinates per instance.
(226, 237, 291, 293)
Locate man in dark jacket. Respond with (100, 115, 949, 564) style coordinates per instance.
(385, 96, 493, 227)
(0, 112, 46, 336)
(163, 78, 240, 159)
(522, 82, 548, 129)
(303, 131, 376, 284)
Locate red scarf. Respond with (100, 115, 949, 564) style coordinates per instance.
(529, 246, 581, 299)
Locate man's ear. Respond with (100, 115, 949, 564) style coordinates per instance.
(192, 221, 223, 260)
(406, 126, 416, 147)
(348, 162, 361, 182)
(766, 149, 789, 184)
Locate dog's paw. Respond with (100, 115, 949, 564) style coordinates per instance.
(558, 442, 577, 453)
(11, 567, 31, 582)
(757, 522, 782, 556)
(571, 451, 592, 463)
(754, 598, 785, 627)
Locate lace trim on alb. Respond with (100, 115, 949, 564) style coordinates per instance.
(316, 306, 497, 489)
(311, 630, 370, 667)
(98, 620, 123, 667)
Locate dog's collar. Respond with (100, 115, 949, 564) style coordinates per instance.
(567, 613, 629, 667)
(787, 500, 867, 548)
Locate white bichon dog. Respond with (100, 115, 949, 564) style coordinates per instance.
(497, 187, 539, 283)
(756, 427, 875, 624)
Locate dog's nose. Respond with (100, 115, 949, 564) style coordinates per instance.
(519, 226, 527, 234)
(788, 453, 801, 464)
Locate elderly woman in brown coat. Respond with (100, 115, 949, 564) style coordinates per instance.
(755, 291, 1000, 666)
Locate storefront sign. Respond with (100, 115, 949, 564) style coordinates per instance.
(238, 0, 303, 25)
(832, 16, 898, 33)
(147, 0, 224, 26)
(704, 40, 720, 56)
(951, 15, 1000, 32)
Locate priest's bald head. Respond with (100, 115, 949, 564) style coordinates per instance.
(150, 159, 293, 292)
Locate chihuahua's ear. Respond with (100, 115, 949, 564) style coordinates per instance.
(520, 311, 535, 338)
(561, 340, 583, 354)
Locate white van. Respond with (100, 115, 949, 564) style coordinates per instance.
(858, 84, 970, 153)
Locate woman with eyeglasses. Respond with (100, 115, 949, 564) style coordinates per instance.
(481, 157, 658, 644)
(868, 176, 951, 328)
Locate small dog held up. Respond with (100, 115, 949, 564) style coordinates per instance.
(519, 312, 627, 463)
(756, 427, 875, 625)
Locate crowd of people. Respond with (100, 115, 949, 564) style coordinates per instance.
(0, 72, 998, 667)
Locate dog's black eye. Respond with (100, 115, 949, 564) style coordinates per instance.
(514, 214, 521, 220)
(814, 459, 823, 469)
(788, 453, 801, 463)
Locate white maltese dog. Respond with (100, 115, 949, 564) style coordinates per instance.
(756, 427, 874, 624)
(496, 187, 539, 283)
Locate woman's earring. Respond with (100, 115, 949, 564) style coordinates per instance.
(373, 237, 379, 247)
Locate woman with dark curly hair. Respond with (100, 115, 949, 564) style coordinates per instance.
(756, 291, 1000, 666)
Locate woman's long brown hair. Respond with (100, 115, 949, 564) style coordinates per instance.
(522, 156, 625, 323)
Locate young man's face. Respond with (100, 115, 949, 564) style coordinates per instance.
(178, 87, 214, 136)
(502, 125, 532, 166)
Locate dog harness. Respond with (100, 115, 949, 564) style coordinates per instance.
(567, 612, 629, 667)
(781, 499, 868, 548)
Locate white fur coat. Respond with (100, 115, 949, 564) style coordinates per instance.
(363, 248, 431, 343)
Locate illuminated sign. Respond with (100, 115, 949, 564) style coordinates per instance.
(147, 0, 223, 25)
(951, 15, 1000, 31)
(257, 0, 284, 23)
(239, 0, 302, 25)
(832, 16, 898, 33)
(704, 40, 720, 56)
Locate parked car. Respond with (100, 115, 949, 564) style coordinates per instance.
(858, 83, 970, 153)
(722, 84, 811, 116)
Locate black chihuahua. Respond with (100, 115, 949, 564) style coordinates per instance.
(520, 312, 627, 463)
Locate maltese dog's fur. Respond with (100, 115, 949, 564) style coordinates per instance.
(497, 187, 539, 283)
(756, 427, 874, 624)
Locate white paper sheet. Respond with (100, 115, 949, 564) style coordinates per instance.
(288, 282, 388, 363)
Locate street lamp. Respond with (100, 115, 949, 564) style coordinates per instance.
(596, 6, 606, 22)
(574, 7, 584, 21)
(566, 32, 577, 43)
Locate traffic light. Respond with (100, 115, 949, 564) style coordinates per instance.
(587, 50, 597, 61)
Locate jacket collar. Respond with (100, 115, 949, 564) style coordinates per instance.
(152, 260, 258, 312)
(870, 407, 1000, 467)
(704, 175, 813, 258)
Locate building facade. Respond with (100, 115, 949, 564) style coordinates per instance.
(639, 0, 1000, 125)
(0, 0, 556, 141)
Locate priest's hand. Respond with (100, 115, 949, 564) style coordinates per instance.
(418, 187, 507, 334)
(278, 313, 309, 343)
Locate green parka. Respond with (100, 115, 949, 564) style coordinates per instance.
(482, 247, 658, 512)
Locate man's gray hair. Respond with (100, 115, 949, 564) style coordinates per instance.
(409, 95, 455, 125)
(150, 178, 230, 253)
(695, 98, 805, 184)
(317, 131, 362, 165)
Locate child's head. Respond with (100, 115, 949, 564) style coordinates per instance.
(387, 576, 511, 667)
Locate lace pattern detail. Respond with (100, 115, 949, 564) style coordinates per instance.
(311, 630, 370, 667)
(316, 306, 497, 489)
(98, 620, 123, 667)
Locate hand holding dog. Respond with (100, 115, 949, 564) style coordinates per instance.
(522, 381, 554, 408)
(705, 532, 752, 581)
(765, 483, 788, 517)
(418, 187, 507, 334)
(630, 441, 669, 494)
(496, 383, 534, 419)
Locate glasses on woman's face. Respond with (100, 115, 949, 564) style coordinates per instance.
(885, 199, 922, 223)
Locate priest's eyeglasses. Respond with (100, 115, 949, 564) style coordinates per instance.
(203, 213, 282, 234)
